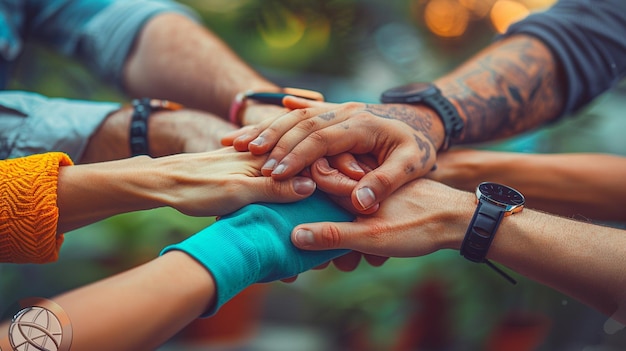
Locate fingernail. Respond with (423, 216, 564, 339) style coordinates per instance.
(272, 162, 287, 175)
(234, 134, 249, 144)
(356, 187, 376, 209)
(349, 162, 364, 173)
(262, 158, 277, 172)
(249, 135, 264, 146)
(295, 229, 315, 247)
(293, 178, 316, 195)
(316, 158, 333, 174)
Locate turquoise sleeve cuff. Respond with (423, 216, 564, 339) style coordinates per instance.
(160, 191, 354, 316)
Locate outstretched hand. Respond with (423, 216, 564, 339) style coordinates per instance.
(290, 158, 471, 258)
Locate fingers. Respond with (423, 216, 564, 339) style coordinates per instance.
(310, 158, 356, 197)
(363, 254, 389, 267)
(350, 142, 435, 212)
(326, 153, 365, 180)
(331, 251, 362, 272)
(291, 220, 371, 253)
(221, 125, 257, 148)
(248, 176, 317, 204)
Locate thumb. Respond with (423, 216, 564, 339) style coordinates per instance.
(249, 176, 317, 204)
(292, 221, 364, 252)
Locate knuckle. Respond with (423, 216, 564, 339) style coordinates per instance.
(318, 224, 343, 248)
(370, 171, 395, 191)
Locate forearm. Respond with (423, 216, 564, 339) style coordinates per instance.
(123, 13, 278, 118)
(431, 151, 626, 222)
(56, 156, 166, 232)
(490, 210, 626, 323)
(435, 34, 566, 144)
(53, 251, 214, 351)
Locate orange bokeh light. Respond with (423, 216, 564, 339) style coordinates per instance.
(424, 0, 470, 38)
(490, 0, 530, 33)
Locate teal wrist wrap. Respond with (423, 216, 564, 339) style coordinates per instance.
(160, 191, 353, 316)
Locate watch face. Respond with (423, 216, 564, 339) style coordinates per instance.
(478, 182, 525, 206)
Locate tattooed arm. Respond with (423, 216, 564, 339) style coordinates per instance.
(435, 35, 565, 144)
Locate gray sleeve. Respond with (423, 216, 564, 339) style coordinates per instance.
(77, 1, 199, 88)
(0, 91, 121, 160)
(502, 0, 626, 116)
(26, 0, 199, 89)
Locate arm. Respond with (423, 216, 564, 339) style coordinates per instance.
(57, 148, 315, 233)
(427, 150, 626, 222)
(123, 12, 279, 119)
(0, 150, 316, 263)
(290, 175, 626, 324)
(0, 192, 353, 351)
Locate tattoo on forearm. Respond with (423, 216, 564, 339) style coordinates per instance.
(442, 36, 564, 144)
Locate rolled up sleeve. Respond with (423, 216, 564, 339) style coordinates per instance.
(25, 0, 198, 88)
(503, 0, 626, 115)
(0, 91, 120, 160)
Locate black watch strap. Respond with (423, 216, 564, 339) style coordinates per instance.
(422, 93, 464, 151)
(461, 200, 517, 285)
(461, 201, 504, 263)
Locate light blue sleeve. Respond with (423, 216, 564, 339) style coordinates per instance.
(0, 91, 121, 160)
(23, 0, 199, 88)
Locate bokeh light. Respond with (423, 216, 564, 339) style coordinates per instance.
(416, 0, 557, 38)
(423, 0, 470, 38)
(490, 0, 530, 33)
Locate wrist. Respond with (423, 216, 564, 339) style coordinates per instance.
(129, 98, 183, 157)
(80, 107, 133, 163)
(229, 87, 324, 126)
(437, 188, 477, 251)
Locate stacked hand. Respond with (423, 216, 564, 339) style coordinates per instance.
(222, 96, 438, 214)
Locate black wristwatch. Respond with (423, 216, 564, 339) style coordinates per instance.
(380, 82, 464, 151)
(461, 182, 525, 284)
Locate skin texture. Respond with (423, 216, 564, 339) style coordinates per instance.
(427, 150, 626, 222)
(123, 13, 278, 117)
(58, 148, 316, 233)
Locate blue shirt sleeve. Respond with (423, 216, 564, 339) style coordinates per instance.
(22, 0, 199, 88)
(502, 0, 626, 116)
(0, 91, 121, 160)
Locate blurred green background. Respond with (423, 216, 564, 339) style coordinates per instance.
(2, 0, 626, 350)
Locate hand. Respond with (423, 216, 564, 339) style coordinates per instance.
(291, 163, 472, 258)
(57, 147, 318, 233)
(149, 108, 237, 155)
(150, 147, 317, 217)
(222, 96, 438, 213)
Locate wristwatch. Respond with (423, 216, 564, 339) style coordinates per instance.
(380, 82, 464, 151)
(461, 182, 525, 284)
